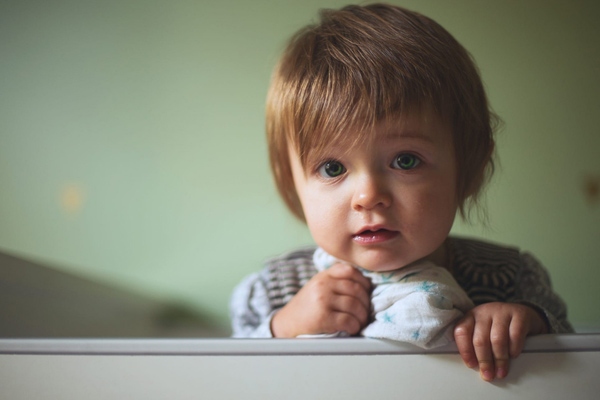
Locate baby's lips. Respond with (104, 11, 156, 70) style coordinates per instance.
(352, 229, 399, 244)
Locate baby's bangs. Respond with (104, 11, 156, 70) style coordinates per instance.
(282, 8, 446, 167)
(293, 73, 377, 166)
(291, 63, 431, 167)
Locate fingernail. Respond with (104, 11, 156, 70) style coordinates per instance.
(481, 369, 494, 381)
(496, 368, 507, 379)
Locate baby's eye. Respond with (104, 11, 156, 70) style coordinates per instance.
(318, 160, 346, 178)
(392, 153, 421, 170)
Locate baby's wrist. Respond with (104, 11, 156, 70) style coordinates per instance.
(270, 309, 298, 338)
(530, 308, 550, 335)
(270, 311, 286, 338)
(518, 302, 550, 334)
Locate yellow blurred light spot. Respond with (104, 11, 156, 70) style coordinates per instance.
(60, 184, 86, 215)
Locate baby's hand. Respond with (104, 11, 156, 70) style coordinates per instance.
(271, 263, 372, 338)
(454, 302, 548, 381)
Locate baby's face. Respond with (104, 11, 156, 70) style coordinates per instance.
(290, 111, 458, 272)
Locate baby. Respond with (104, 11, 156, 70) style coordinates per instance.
(230, 3, 572, 381)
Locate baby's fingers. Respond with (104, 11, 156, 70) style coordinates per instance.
(328, 263, 372, 293)
(330, 312, 364, 335)
(490, 319, 511, 379)
(455, 310, 497, 381)
(472, 318, 496, 381)
(454, 314, 478, 369)
(332, 278, 371, 310)
(508, 306, 532, 358)
(331, 295, 370, 328)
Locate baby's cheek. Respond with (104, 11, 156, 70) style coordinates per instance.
(307, 213, 345, 251)
(306, 214, 335, 243)
(304, 198, 336, 228)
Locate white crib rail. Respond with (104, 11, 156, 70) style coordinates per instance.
(1, 334, 599, 399)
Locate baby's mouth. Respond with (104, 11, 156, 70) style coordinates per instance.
(352, 229, 399, 244)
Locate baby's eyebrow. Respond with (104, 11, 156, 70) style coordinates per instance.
(379, 130, 435, 143)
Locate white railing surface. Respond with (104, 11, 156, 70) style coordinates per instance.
(1, 334, 599, 399)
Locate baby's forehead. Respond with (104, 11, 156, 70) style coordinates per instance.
(300, 110, 451, 160)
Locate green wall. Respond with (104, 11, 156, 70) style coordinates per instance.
(1, 0, 599, 332)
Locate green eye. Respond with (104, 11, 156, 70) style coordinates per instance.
(319, 160, 346, 178)
(393, 153, 421, 170)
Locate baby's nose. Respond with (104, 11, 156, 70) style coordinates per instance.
(351, 175, 392, 211)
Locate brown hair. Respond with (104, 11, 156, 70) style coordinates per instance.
(266, 3, 497, 221)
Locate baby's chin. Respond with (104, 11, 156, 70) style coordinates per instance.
(344, 246, 446, 272)
(321, 247, 419, 272)
(347, 255, 414, 273)
(357, 263, 407, 273)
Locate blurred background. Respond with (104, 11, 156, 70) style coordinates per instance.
(1, 0, 599, 337)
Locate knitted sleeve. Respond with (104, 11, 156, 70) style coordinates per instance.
(229, 270, 275, 338)
(513, 252, 574, 333)
(229, 247, 318, 338)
